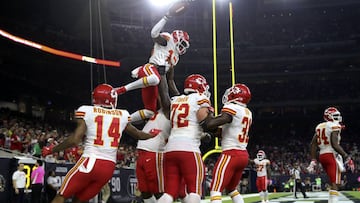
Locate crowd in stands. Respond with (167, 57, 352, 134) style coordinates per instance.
(0, 108, 138, 168)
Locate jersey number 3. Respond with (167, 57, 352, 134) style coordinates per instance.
(94, 115, 121, 147)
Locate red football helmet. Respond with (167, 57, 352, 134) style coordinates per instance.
(222, 83, 251, 105)
(257, 150, 266, 161)
(92, 84, 117, 108)
(172, 30, 190, 55)
(184, 74, 210, 97)
(323, 107, 342, 122)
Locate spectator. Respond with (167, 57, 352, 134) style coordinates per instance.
(46, 170, 60, 202)
(12, 163, 26, 203)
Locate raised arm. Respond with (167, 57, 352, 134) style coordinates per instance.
(166, 67, 180, 96)
(53, 119, 86, 153)
(158, 74, 171, 119)
(151, 16, 169, 46)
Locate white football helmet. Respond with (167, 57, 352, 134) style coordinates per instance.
(323, 107, 342, 123)
(172, 30, 190, 55)
(257, 150, 266, 161)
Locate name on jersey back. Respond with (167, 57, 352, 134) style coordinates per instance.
(93, 107, 122, 116)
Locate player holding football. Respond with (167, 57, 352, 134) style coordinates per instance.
(44, 84, 159, 203)
(157, 74, 212, 203)
(200, 83, 252, 203)
(307, 107, 351, 203)
(115, 3, 190, 122)
(249, 150, 271, 203)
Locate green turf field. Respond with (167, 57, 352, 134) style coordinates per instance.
(216, 191, 360, 203)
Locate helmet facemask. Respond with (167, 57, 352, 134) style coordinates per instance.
(257, 150, 266, 161)
(172, 30, 190, 55)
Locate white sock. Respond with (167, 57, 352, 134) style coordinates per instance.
(259, 191, 264, 201)
(125, 74, 160, 91)
(229, 190, 244, 203)
(143, 195, 156, 203)
(186, 193, 201, 203)
(157, 193, 173, 203)
(210, 191, 222, 203)
(329, 190, 339, 203)
(180, 194, 189, 203)
(130, 109, 155, 122)
(264, 190, 269, 201)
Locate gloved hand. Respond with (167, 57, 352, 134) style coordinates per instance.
(149, 128, 162, 137)
(115, 86, 126, 95)
(307, 159, 317, 173)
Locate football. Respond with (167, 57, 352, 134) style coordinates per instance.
(168, 1, 190, 17)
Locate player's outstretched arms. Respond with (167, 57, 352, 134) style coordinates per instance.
(151, 16, 168, 46)
(125, 123, 160, 140)
(53, 119, 86, 153)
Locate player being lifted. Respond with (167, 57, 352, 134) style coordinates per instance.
(249, 150, 271, 203)
(307, 107, 352, 203)
(200, 83, 252, 203)
(115, 2, 190, 122)
(43, 84, 159, 203)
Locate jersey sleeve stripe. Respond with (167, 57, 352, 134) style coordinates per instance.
(222, 108, 236, 115)
(142, 77, 149, 86)
(144, 64, 153, 75)
(75, 111, 86, 118)
(197, 99, 210, 105)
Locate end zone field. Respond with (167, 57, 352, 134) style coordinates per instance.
(197, 191, 360, 203)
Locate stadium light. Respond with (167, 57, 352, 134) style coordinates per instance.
(148, 0, 177, 7)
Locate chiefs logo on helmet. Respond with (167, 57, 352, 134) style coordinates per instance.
(92, 84, 118, 109)
(323, 107, 342, 122)
(172, 30, 190, 55)
(222, 83, 251, 105)
(184, 74, 210, 98)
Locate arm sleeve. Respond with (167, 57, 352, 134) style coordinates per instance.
(151, 17, 168, 38)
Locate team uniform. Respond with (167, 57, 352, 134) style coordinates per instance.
(116, 15, 190, 122)
(136, 109, 171, 195)
(210, 103, 252, 200)
(130, 32, 180, 114)
(315, 121, 343, 184)
(161, 92, 210, 201)
(58, 105, 130, 201)
(254, 158, 270, 192)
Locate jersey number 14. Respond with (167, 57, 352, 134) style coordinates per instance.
(94, 115, 121, 147)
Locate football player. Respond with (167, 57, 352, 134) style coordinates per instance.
(200, 83, 252, 203)
(157, 74, 211, 203)
(308, 107, 351, 203)
(250, 150, 271, 203)
(44, 84, 159, 203)
(115, 9, 190, 123)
